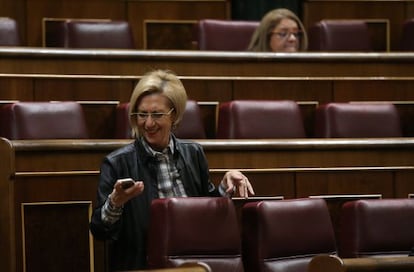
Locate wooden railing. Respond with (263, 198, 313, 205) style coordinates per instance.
(1, 137, 414, 271)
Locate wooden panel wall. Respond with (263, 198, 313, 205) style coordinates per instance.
(0, 0, 230, 48)
(2, 0, 414, 50)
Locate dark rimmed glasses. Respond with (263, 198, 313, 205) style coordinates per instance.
(271, 31, 303, 40)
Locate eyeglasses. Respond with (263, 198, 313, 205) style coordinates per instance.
(130, 108, 174, 120)
(271, 31, 303, 40)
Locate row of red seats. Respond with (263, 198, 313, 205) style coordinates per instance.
(118, 100, 403, 139)
(1, 16, 414, 51)
(0, 100, 403, 140)
(146, 197, 414, 272)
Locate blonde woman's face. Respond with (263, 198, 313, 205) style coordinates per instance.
(135, 93, 174, 151)
(269, 18, 300, 52)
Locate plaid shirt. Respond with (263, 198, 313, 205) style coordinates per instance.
(141, 137, 187, 198)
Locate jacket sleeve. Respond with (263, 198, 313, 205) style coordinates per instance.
(90, 157, 123, 240)
(194, 143, 220, 197)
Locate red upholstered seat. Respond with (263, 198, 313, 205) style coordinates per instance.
(115, 100, 206, 139)
(66, 20, 134, 49)
(0, 17, 20, 46)
(314, 102, 402, 138)
(114, 102, 132, 139)
(339, 199, 414, 258)
(0, 102, 88, 139)
(196, 19, 259, 51)
(174, 100, 206, 139)
(242, 198, 337, 272)
(400, 18, 414, 51)
(147, 197, 243, 272)
(308, 20, 372, 52)
(216, 100, 306, 139)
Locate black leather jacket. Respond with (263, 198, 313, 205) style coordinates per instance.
(90, 136, 219, 271)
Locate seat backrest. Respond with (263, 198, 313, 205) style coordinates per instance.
(216, 100, 306, 139)
(65, 20, 135, 49)
(196, 19, 259, 51)
(115, 100, 206, 139)
(174, 100, 206, 139)
(242, 198, 337, 272)
(339, 199, 414, 258)
(400, 18, 414, 51)
(0, 102, 88, 139)
(147, 197, 243, 272)
(0, 17, 20, 46)
(308, 20, 372, 52)
(114, 102, 132, 139)
(314, 102, 402, 138)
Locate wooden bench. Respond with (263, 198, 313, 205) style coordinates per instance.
(2, 137, 414, 271)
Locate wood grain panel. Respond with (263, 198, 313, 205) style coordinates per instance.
(25, 0, 126, 47)
(127, 0, 230, 48)
(21, 201, 93, 272)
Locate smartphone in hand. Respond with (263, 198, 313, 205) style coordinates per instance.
(119, 178, 135, 189)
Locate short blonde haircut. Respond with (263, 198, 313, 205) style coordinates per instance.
(129, 70, 188, 138)
(248, 8, 308, 52)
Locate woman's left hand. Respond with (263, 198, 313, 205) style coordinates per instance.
(220, 170, 255, 198)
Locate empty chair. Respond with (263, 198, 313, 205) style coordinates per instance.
(0, 17, 20, 46)
(196, 19, 259, 51)
(66, 20, 134, 49)
(339, 199, 414, 258)
(44, 19, 134, 49)
(242, 198, 337, 272)
(114, 102, 132, 139)
(114, 100, 206, 139)
(400, 18, 414, 51)
(314, 103, 402, 138)
(0, 101, 88, 139)
(308, 20, 372, 52)
(216, 100, 306, 139)
(147, 197, 243, 272)
(174, 100, 206, 139)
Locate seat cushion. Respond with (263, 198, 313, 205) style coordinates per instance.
(242, 198, 337, 272)
(308, 20, 372, 52)
(314, 103, 402, 138)
(197, 19, 259, 51)
(0, 17, 20, 46)
(147, 197, 243, 271)
(217, 100, 306, 139)
(0, 102, 88, 139)
(339, 199, 414, 257)
(66, 20, 135, 49)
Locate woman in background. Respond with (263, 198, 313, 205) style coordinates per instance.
(248, 8, 308, 52)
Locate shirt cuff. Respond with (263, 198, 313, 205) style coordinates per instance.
(101, 194, 123, 225)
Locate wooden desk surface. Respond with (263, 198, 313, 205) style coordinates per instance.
(1, 48, 414, 77)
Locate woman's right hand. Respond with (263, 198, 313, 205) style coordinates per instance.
(109, 179, 145, 208)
